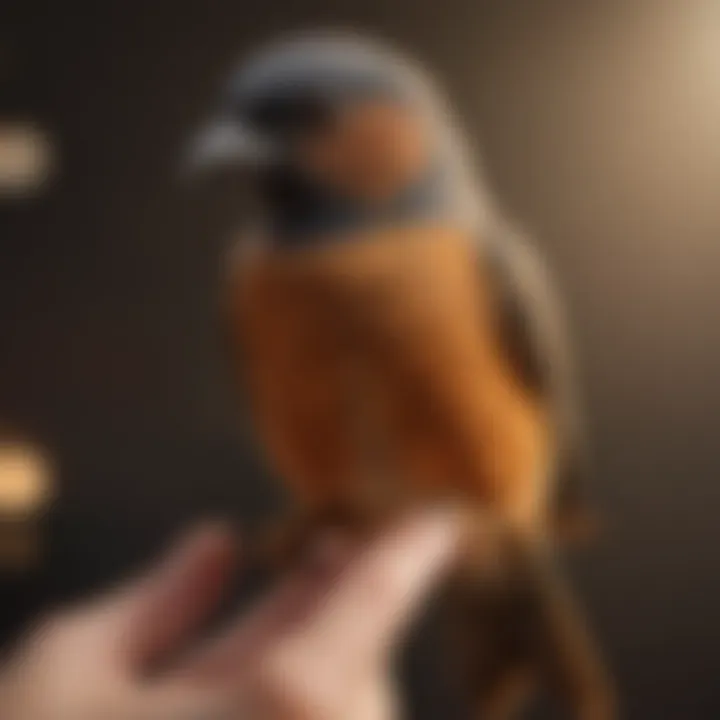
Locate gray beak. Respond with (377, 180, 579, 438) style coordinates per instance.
(181, 118, 278, 179)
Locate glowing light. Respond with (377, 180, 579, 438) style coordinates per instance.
(0, 442, 53, 517)
(0, 122, 56, 198)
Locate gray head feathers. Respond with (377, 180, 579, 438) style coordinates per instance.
(189, 30, 504, 238)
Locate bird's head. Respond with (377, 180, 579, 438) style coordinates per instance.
(185, 32, 491, 241)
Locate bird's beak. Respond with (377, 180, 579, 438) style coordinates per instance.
(180, 117, 278, 181)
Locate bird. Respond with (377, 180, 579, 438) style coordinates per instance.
(184, 30, 616, 720)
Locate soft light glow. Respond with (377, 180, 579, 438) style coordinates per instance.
(0, 442, 52, 517)
(0, 122, 56, 198)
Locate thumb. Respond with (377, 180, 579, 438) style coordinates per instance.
(128, 685, 236, 720)
(120, 522, 238, 672)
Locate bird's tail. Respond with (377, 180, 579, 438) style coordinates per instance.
(445, 524, 617, 720)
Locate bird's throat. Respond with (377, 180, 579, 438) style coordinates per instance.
(262, 162, 455, 248)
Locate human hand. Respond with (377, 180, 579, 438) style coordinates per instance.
(0, 510, 461, 720)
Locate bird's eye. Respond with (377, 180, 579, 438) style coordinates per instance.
(246, 93, 335, 139)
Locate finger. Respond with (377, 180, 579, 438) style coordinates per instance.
(346, 671, 400, 720)
(298, 509, 461, 664)
(180, 530, 355, 680)
(130, 685, 236, 720)
(121, 522, 238, 671)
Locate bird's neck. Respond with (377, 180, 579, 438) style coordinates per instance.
(260, 161, 458, 248)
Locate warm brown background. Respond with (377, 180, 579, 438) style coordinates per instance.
(1, 0, 719, 717)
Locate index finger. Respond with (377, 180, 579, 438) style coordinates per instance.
(298, 508, 462, 663)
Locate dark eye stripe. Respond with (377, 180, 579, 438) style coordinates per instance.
(244, 92, 335, 136)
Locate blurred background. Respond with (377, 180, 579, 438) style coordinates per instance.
(1, 0, 720, 717)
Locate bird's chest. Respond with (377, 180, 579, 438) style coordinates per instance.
(236, 226, 549, 519)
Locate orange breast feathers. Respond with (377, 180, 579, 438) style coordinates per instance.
(225, 226, 554, 528)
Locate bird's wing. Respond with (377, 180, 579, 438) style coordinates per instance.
(482, 221, 595, 536)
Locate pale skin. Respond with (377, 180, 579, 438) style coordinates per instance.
(0, 511, 461, 720)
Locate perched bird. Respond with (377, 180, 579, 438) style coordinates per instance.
(186, 31, 615, 719)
